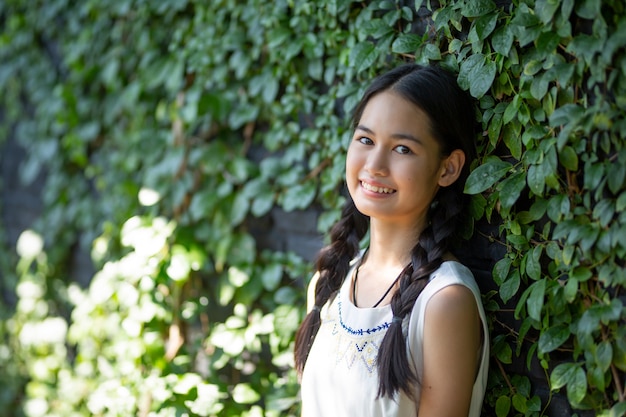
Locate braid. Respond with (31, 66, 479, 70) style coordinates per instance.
(376, 185, 465, 399)
(294, 198, 368, 374)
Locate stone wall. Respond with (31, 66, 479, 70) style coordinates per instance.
(1, 128, 44, 258)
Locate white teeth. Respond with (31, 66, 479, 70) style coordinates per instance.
(361, 181, 394, 194)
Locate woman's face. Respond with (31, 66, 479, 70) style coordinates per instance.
(346, 91, 452, 228)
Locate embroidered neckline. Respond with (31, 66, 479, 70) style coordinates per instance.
(337, 300, 392, 336)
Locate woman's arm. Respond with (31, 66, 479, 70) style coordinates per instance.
(418, 284, 482, 417)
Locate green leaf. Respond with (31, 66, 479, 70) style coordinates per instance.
(500, 270, 521, 304)
(267, 28, 291, 49)
(525, 246, 542, 281)
(281, 181, 317, 211)
(503, 96, 520, 124)
(228, 233, 256, 265)
(512, 393, 528, 413)
(261, 263, 283, 291)
(603, 298, 623, 323)
(349, 41, 378, 73)
(579, 224, 600, 252)
(617, 191, 626, 212)
(263, 77, 280, 103)
(527, 198, 547, 221)
(173, 373, 204, 395)
(495, 339, 513, 363)
(571, 266, 592, 283)
(530, 73, 550, 100)
(526, 280, 545, 321)
(507, 233, 529, 249)
(230, 193, 249, 226)
(524, 60, 543, 76)
(607, 162, 626, 195)
(464, 158, 512, 194)
(536, 31, 561, 52)
(492, 26, 514, 55)
(559, 146, 579, 171)
(577, 307, 601, 337)
(550, 362, 580, 390)
(498, 171, 526, 211)
(422, 43, 442, 60)
(502, 120, 523, 159)
(495, 396, 511, 417)
(528, 395, 542, 412)
(547, 194, 570, 222)
(458, 53, 496, 98)
(535, 0, 560, 24)
(186, 383, 227, 416)
(564, 278, 578, 302)
(584, 159, 605, 190)
(229, 103, 259, 130)
(493, 257, 512, 285)
(549, 103, 584, 127)
(607, 402, 626, 417)
(363, 19, 394, 38)
(474, 13, 498, 39)
(308, 58, 323, 81)
(198, 93, 230, 120)
(460, 0, 496, 17)
(588, 365, 606, 392)
(527, 164, 546, 196)
(391, 33, 422, 53)
(251, 191, 275, 217)
(596, 340, 613, 372)
(232, 383, 261, 404)
(575, 0, 601, 19)
(538, 324, 570, 354)
(228, 266, 250, 288)
(567, 366, 588, 404)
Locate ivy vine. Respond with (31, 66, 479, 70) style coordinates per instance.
(0, 0, 624, 416)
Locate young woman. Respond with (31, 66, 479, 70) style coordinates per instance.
(294, 63, 489, 417)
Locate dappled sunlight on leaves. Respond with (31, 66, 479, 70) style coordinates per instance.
(1, 0, 625, 416)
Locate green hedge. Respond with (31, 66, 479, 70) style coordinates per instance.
(1, 0, 625, 416)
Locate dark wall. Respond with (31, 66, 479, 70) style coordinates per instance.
(1, 131, 44, 255)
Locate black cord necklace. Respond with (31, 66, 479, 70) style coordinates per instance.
(352, 256, 412, 308)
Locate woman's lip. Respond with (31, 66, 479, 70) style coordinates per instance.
(360, 180, 396, 194)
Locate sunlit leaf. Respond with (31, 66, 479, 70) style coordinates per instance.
(232, 383, 261, 404)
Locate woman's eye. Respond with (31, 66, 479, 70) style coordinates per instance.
(394, 145, 412, 155)
(358, 137, 373, 145)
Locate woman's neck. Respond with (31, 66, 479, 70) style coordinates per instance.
(365, 218, 424, 268)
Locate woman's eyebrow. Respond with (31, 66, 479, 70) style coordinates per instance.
(355, 124, 424, 145)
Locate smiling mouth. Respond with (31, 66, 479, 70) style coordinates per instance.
(361, 181, 396, 194)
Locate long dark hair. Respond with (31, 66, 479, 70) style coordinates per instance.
(294, 63, 478, 399)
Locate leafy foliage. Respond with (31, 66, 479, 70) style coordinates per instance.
(0, 0, 625, 416)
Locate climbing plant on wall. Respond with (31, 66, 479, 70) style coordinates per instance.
(0, 0, 624, 416)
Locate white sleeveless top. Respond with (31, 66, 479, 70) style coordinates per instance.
(300, 260, 489, 417)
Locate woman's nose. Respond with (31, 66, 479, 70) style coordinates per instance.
(364, 148, 389, 176)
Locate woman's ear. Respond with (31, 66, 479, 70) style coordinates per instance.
(438, 149, 465, 187)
